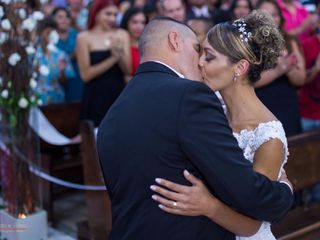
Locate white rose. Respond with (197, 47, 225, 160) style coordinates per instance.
(18, 97, 28, 109)
(48, 30, 59, 44)
(22, 18, 36, 32)
(29, 78, 37, 89)
(1, 19, 11, 31)
(8, 53, 21, 66)
(0, 6, 4, 19)
(18, 8, 27, 19)
(1, 0, 11, 5)
(32, 72, 38, 78)
(39, 65, 50, 76)
(37, 99, 43, 106)
(0, 32, 7, 44)
(1, 89, 9, 98)
(47, 43, 56, 52)
(32, 11, 44, 21)
(26, 45, 36, 55)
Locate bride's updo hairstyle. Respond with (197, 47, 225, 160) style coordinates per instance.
(207, 10, 284, 84)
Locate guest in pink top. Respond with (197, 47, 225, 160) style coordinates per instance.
(276, 0, 318, 43)
(120, 7, 148, 82)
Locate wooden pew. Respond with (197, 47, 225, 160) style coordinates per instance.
(77, 120, 111, 240)
(272, 130, 320, 239)
(39, 102, 82, 222)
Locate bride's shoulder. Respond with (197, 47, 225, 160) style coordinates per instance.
(255, 120, 285, 135)
(253, 120, 288, 151)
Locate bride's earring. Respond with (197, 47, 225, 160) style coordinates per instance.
(233, 73, 239, 82)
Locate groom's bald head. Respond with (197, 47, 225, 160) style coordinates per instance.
(138, 17, 196, 58)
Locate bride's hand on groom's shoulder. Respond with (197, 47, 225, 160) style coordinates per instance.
(150, 170, 218, 218)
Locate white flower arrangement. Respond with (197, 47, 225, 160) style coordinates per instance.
(0, 32, 7, 44)
(29, 78, 37, 89)
(39, 64, 50, 76)
(32, 11, 44, 21)
(48, 30, 59, 44)
(18, 8, 27, 19)
(1, 18, 11, 30)
(0, 6, 4, 19)
(8, 53, 21, 66)
(22, 17, 36, 32)
(26, 45, 36, 55)
(1, 89, 9, 98)
(18, 97, 28, 108)
(0, 1, 44, 129)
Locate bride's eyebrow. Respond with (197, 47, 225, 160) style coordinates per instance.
(203, 47, 214, 54)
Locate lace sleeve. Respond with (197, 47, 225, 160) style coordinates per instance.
(252, 121, 289, 165)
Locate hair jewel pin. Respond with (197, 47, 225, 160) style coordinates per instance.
(232, 19, 252, 43)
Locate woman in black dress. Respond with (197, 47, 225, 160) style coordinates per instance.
(76, 0, 131, 126)
(255, 0, 306, 136)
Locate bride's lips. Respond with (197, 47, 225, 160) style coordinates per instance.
(200, 68, 207, 82)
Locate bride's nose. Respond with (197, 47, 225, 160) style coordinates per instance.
(198, 56, 204, 68)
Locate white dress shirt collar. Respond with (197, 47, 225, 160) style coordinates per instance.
(151, 61, 185, 78)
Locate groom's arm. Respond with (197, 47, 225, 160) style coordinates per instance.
(178, 81, 293, 222)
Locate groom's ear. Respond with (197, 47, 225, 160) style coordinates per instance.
(168, 31, 181, 52)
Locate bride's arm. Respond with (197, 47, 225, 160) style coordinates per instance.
(151, 139, 286, 236)
(151, 171, 261, 237)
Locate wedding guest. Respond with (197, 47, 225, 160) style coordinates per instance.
(187, 17, 213, 43)
(186, 0, 212, 19)
(67, 0, 88, 31)
(229, 0, 253, 20)
(254, 0, 306, 136)
(143, 0, 160, 20)
(159, 0, 187, 23)
(299, 31, 320, 132)
(76, 0, 131, 126)
(120, 7, 148, 80)
(299, 30, 320, 202)
(34, 17, 75, 105)
(276, 0, 319, 43)
(53, 7, 83, 102)
(116, 0, 146, 25)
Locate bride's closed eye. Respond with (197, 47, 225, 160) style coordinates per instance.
(205, 53, 215, 62)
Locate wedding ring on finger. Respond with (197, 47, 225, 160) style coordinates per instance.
(172, 201, 178, 208)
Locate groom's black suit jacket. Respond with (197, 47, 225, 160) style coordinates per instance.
(97, 62, 293, 240)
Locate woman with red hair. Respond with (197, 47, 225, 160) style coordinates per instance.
(76, 0, 131, 126)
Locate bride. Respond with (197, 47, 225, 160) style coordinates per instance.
(150, 10, 290, 239)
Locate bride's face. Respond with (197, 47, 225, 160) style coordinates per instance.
(199, 39, 235, 91)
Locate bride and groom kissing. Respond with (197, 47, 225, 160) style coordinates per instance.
(97, 11, 293, 240)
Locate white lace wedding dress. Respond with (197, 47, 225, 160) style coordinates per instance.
(233, 120, 289, 240)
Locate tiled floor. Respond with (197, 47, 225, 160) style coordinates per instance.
(52, 191, 88, 239)
(48, 227, 76, 240)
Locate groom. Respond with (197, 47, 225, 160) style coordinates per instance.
(97, 17, 293, 240)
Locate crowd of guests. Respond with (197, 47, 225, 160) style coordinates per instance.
(3, 0, 320, 133)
